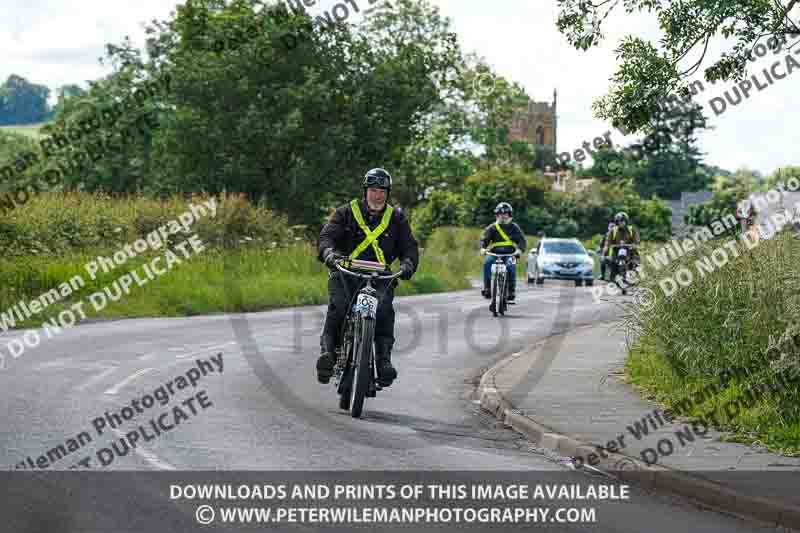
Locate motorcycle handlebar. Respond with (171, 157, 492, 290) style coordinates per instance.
(485, 251, 519, 257)
(334, 261, 404, 280)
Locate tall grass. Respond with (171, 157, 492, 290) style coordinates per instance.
(0, 202, 500, 330)
(624, 230, 800, 455)
(0, 123, 45, 139)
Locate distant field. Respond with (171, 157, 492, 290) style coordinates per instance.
(0, 122, 47, 139)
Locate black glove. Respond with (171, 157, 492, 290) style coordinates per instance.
(398, 258, 414, 280)
(323, 248, 344, 269)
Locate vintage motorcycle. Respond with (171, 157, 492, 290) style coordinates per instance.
(610, 243, 640, 295)
(486, 251, 517, 317)
(331, 259, 403, 418)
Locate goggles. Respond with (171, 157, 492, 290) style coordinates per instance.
(365, 175, 391, 189)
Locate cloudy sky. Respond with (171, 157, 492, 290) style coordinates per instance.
(2, 0, 798, 176)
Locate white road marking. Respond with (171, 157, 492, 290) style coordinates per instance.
(104, 367, 155, 395)
(111, 428, 176, 470)
(33, 357, 74, 370)
(175, 340, 236, 359)
(75, 365, 117, 392)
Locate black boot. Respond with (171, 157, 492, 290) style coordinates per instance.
(374, 338, 397, 387)
(481, 281, 491, 299)
(316, 334, 337, 384)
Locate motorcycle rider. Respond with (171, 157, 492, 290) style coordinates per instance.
(597, 218, 616, 281)
(480, 202, 526, 302)
(602, 212, 640, 281)
(735, 199, 756, 234)
(317, 168, 419, 387)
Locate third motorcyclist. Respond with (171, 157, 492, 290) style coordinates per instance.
(602, 212, 640, 281)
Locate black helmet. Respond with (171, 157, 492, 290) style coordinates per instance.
(614, 211, 629, 224)
(363, 168, 392, 192)
(494, 202, 513, 215)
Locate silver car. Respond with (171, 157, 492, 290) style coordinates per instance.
(527, 238, 595, 286)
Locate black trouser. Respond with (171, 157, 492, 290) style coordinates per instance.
(320, 272, 396, 358)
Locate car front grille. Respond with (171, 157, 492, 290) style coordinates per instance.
(556, 262, 578, 268)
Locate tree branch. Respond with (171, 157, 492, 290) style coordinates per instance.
(679, 33, 711, 77)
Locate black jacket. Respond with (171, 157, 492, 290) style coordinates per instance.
(318, 199, 419, 273)
(480, 221, 527, 255)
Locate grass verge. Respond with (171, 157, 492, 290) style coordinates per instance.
(0, 225, 488, 331)
(624, 230, 800, 456)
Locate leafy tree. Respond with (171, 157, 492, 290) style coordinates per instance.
(521, 180, 672, 240)
(410, 189, 467, 244)
(17, 0, 463, 227)
(557, 0, 800, 133)
(762, 166, 800, 192)
(684, 168, 758, 228)
(0, 75, 51, 125)
(702, 164, 734, 179)
(505, 141, 558, 173)
(50, 84, 88, 118)
(577, 148, 627, 181)
(626, 97, 711, 198)
(0, 130, 38, 190)
(684, 187, 739, 229)
(153, 0, 460, 226)
(461, 167, 548, 230)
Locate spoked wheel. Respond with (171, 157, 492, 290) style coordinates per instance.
(615, 263, 628, 295)
(498, 273, 507, 316)
(490, 274, 498, 317)
(349, 317, 374, 419)
(337, 326, 353, 410)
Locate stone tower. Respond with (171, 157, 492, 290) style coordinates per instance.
(508, 89, 557, 153)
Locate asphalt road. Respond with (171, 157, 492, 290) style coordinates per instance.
(0, 280, 779, 532)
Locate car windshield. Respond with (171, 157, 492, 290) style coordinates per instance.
(542, 242, 585, 255)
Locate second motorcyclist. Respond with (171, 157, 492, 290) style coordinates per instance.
(480, 202, 527, 302)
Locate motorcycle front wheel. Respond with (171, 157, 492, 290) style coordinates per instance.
(490, 272, 498, 316)
(616, 262, 628, 295)
(498, 272, 507, 315)
(349, 316, 375, 419)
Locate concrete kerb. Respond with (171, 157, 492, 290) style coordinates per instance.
(477, 332, 800, 531)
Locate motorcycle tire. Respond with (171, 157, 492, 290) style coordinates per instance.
(339, 379, 351, 410)
(349, 316, 375, 419)
(498, 273, 506, 316)
(490, 273, 498, 317)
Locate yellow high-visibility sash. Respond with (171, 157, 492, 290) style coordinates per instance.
(349, 199, 393, 264)
(608, 226, 635, 256)
(488, 222, 514, 249)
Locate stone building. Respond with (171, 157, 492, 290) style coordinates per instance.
(508, 90, 557, 154)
